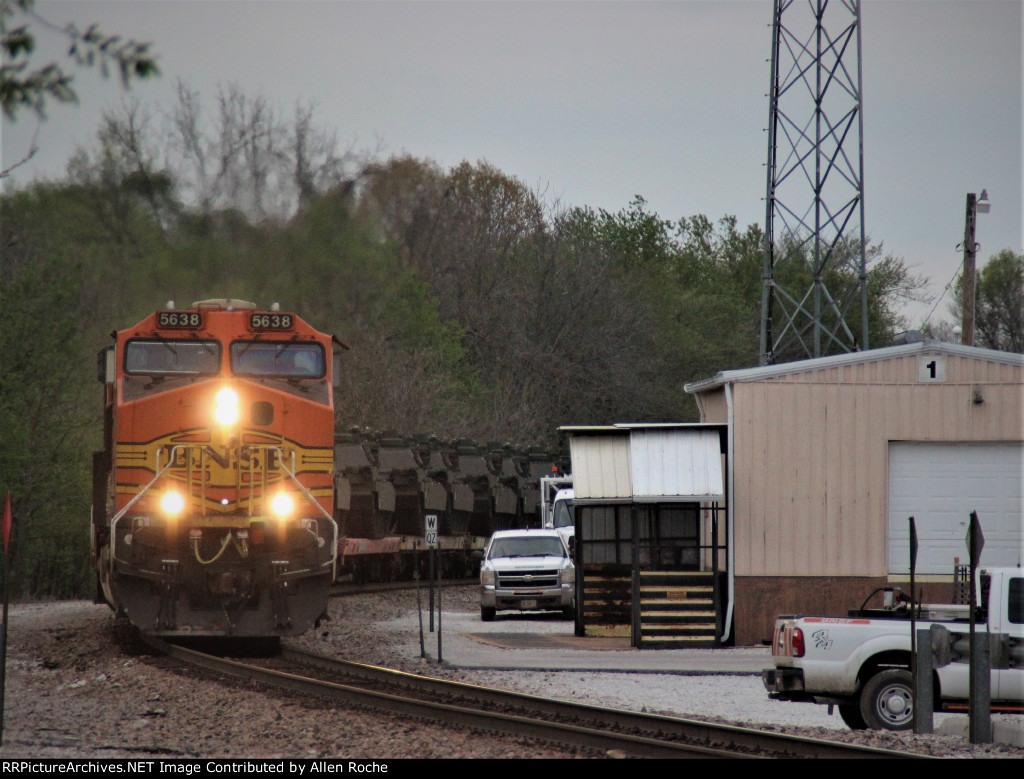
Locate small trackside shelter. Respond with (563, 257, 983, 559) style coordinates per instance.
(559, 423, 728, 648)
(684, 340, 1024, 647)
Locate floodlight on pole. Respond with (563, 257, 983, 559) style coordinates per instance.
(976, 189, 991, 214)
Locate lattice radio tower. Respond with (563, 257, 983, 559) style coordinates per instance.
(761, 0, 869, 365)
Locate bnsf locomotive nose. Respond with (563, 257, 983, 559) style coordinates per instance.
(97, 302, 338, 638)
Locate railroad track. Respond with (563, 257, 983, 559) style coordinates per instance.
(144, 638, 926, 759)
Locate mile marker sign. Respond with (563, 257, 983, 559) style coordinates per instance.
(425, 514, 439, 548)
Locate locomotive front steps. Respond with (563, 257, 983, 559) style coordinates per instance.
(637, 570, 720, 649)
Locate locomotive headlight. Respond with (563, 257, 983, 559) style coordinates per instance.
(214, 387, 240, 425)
(161, 490, 185, 516)
(271, 492, 294, 518)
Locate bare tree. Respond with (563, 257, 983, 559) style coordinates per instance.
(158, 82, 357, 221)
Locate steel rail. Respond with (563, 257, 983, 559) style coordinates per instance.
(279, 647, 925, 760)
(147, 637, 742, 758)
(145, 638, 925, 759)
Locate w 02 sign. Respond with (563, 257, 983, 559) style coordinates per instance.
(424, 514, 439, 548)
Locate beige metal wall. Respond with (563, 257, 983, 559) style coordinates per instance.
(705, 351, 1023, 578)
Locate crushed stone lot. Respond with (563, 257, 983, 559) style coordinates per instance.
(0, 587, 1021, 759)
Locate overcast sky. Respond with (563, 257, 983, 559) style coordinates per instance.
(2, 0, 1021, 329)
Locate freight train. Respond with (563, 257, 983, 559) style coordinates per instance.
(91, 300, 341, 638)
(91, 300, 567, 639)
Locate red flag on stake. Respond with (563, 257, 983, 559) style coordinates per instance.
(1, 494, 10, 556)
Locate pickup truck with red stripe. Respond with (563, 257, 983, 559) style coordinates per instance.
(762, 567, 1023, 730)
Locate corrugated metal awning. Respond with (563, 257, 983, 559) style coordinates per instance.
(629, 427, 724, 501)
(567, 429, 632, 500)
(562, 424, 724, 502)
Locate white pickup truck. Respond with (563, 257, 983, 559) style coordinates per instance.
(479, 528, 575, 622)
(763, 567, 1023, 731)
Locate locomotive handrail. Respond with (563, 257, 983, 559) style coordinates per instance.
(267, 445, 339, 581)
(109, 445, 181, 526)
(109, 445, 185, 573)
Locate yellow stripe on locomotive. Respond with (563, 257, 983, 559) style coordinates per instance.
(114, 429, 334, 518)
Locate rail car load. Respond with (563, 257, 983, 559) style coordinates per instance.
(333, 430, 567, 582)
(91, 299, 341, 637)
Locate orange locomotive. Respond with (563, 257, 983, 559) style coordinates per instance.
(91, 299, 341, 637)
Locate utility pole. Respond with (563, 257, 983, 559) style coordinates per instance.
(960, 190, 990, 347)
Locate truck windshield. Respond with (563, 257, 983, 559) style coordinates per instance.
(489, 537, 566, 559)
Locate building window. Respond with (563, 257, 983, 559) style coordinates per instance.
(579, 505, 632, 566)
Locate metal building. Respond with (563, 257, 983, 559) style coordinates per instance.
(684, 340, 1024, 646)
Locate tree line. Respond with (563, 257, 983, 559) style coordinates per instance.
(1, 88, 1017, 600)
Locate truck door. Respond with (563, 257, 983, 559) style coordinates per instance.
(995, 575, 1024, 701)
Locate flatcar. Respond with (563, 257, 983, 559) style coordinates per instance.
(91, 299, 341, 637)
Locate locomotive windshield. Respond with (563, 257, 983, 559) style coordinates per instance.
(125, 339, 221, 375)
(230, 341, 325, 379)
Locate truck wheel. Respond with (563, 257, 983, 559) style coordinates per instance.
(838, 703, 868, 730)
(481, 606, 496, 622)
(561, 603, 576, 621)
(859, 669, 914, 731)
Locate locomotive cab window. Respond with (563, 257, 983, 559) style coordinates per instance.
(125, 340, 221, 375)
(230, 341, 326, 379)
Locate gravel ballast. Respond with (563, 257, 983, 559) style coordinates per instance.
(0, 587, 1021, 759)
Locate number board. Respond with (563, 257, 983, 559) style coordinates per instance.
(918, 355, 946, 383)
(249, 313, 294, 331)
(157, 311, 203, 329)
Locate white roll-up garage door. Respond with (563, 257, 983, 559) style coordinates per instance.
(888, 442, 1023, 574)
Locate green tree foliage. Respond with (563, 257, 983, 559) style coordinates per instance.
(0, 187, 97, 597)
(0, 0, 158, 121)
(950, 249, 1024, 353)
(755, 228, 929, 363)
(975, 250, 1024, 353)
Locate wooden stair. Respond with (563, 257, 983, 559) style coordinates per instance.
(580, 565, 632, 638)
(637, 571, 719, 648)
